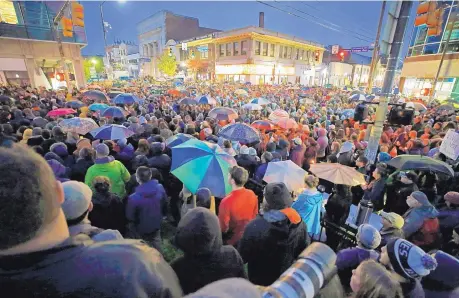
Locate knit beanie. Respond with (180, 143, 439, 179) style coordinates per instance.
(386, 238, 438, 280)
(264, 182, 292, 210)
(356, 224, 381, 249)
(411, 191, 430, 206)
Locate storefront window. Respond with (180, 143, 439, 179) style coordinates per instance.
(241, 40, 247, 55)
(411, 46, 424, 56)
(440, 40, 459, 53)
(300, 50, 304, 60)
(287, 47, 292, 59)
(262, 43, 268, 56)
(415, 25, 428, 45)
(255, 41, 261, 55)
(443, 6, 458, 42)
(279, 46, 283, 58)
(270, 44, 275, 57)
(423, 43, 440, 54)
(283, 46, 288, 59)
(233, 42, 239, 55)
(219, 44, 225, 57)
(295, 48, 299, 60)
(0, 0, 19, 24)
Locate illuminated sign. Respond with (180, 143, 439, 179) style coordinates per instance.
(216, 64, 294, 75)
(0, 0, 18, 24)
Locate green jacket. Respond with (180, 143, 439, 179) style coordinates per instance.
(85, 157, 131, 197)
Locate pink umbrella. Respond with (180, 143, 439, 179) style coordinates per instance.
(269, 109, 289, 123)
(47, 108, 77, 117)
(276, 118, 298, 130)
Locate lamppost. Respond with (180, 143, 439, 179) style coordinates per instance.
(100, 1, 108, 50)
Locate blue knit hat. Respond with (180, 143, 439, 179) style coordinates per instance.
(356, 224, 381, 249)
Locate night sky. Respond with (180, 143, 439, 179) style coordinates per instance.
(81, 1, 416, 58)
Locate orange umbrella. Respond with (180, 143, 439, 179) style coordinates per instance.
(167, 89, 180, 96)
(276, 118, 298, 130)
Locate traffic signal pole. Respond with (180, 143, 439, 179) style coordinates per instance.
(365, 1, 413, 163)
(366, 1, 386, 93)
(53, 1, 72, 95)
(430, 2, 458, 103)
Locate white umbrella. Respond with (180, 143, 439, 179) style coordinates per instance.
(242, 103, 262, 111)
(309, 163, 366, 186)
(263, 160, 307, 192)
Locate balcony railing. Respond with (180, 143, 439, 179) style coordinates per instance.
(0, 23, 87, 44)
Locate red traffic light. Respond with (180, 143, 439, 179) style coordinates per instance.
(339, 51, 344, 57)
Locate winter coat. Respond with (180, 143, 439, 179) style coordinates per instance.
(401, 279, 426, 298)
(171, 208, 246, 294)
(380, 227, 404, 247)
(403, 204, 439, 245)
(115, 144, 135, 168)
(218, 188, 258, 246)
(363, 178, 386, 211)
(238, 209, 309, 286)
(292, 189, 324, 236)
(89, 191, 125, 233)
(316, 133, 328, 158)
(385, 181, 418, 215)
(147, 154, 171, 180)
(0, 234, 183, 298)
(438, 207, 459, 242)
(325, 193, 352, 226)
(68, 220, 123, 242)
(126, 179, 167, 236)
(235, 154, 259, 177)
(70, 158, 94, 182)
(289, 144, 306, 167)
(47, 159, 69, 183)
(336, 246, 380, 290)
(85, 156, 131, 197)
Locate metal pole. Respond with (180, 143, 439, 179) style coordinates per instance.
(358, 63, 364, 86)
(365, 1, 413, 164)
(53, 0, 72, 95)
(430, 2, 457, 103)
(367, 1, 386, 93)
(100, 1, 107, 49)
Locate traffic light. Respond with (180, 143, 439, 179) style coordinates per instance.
(71, 2, 84, 27)
(338, 50, 345, 61)
(168, 47, 172, 57)
(314, 50, 320, 62)
(414, 1, 444, 36)
(55, 73, 65, 82)
(61, 17, 73, 37)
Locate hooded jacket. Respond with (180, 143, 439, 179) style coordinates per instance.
(238, 209, 309, 286)
(171, 208, 245, 294)
(316, 129, 329, 158)
(403, 203, 439, 244)
(126, 179, 167, 235)
(47, 159, 69, 183)
(70, 158, 94, 182)
(85, 156, 131, 197)
(289, 143, 306, 167)
(0, 235, 183, 298)
(292, 188, 324, 236)
(89, 190, 125, 233)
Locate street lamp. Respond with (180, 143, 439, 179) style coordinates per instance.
(91, 59, 98, 65)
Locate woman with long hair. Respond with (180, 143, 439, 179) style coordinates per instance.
(350, 260, 403, 298)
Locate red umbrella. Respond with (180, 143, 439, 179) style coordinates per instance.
(251, 120, 275, 131)
(276, 118, 298, 130)
(47, 108, 77, 117)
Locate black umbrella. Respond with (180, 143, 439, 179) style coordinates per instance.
(387, 155, 454, 176)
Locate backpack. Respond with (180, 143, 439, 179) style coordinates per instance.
(410, 217, 440, 247)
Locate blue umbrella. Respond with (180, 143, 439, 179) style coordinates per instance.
(250, 97, 270, 105)
(89, 103, 109, 111)
(366, 94, 376, 101)
(349, 93, 366, 101)
(82, 90, 108, 102)
(171, 139, 237, 198)
(90, 124, 134, 140)
(112, 93, 138, 105)
(65, 100, 84, 109)
(179, 97, 198, 105)
(198, 95, 217, 105)
(218, 123, 260, 144)
(100, 107, 125, 118)
(165, 133, 196, 148)
(341, 109, 355, 119)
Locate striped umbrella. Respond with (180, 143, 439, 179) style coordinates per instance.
(166, 133, 196, 148)
(268, 109, 289, 122)
(171, 139, 237, 198)
(89, 103, 109, 112)
(100, 107, 125, 118)
(251, 120, 275, 131)
(198, 95, 217, 105)
(208, 107, 239, 121)
(90, 124, 134, 140)
(250, 97, 270, 105)
(59, 117, 99, 135)
(349, 93, 366, 101)
(218, 123, 260, 144)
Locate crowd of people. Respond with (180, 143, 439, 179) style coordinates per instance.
(0, 81, 458, 298)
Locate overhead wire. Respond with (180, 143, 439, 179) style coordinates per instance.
(256, 1, 374, 43)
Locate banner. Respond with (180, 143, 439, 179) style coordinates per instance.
(440, 129, 459, 160)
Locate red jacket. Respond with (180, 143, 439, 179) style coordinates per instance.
(218, 188, 258, 246)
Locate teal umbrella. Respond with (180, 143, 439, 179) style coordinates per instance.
(171, 139, 237, 198)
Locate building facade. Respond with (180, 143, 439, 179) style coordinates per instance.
(400, 1, 459, 100)
(104, 41, 139, 79)
(137, 10, 219, 78)
(0, 0, 86, 89)
(176, 26, 325, 85)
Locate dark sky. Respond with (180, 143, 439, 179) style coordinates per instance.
(81, 1, 416, 58)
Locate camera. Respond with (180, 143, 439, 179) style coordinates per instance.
(263, 243, 337, 298)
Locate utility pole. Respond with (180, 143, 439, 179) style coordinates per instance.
(100, 1, 108, 50)
(365, 1, 413, 164)
(367, 1, 386, 94)
(53, 0, 72, 95)
(430, 2, 457, 103)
